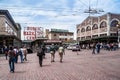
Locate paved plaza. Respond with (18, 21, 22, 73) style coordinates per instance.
(0, 49, 120, 80)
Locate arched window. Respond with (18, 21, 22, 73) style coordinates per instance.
(86, 26, 91, 31)
(100, 21, 107, 28)
(92, 24, 98, 30)
(110, 20, 118, 27)
(81, 28, 85, 32)
(77, 29, 80, 33)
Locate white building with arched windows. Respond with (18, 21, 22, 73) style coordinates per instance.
(77, 12, 120, 45)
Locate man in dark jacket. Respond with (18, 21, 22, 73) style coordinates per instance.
(92, 43, 96, 54)
(37, 46, 44, 67)
(8, 46, 15, 73)
(96, 42, 101, 53)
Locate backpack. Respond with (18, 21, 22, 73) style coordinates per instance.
(9, 50, 15, 58)
(18, 50, 22, 55)
(37, 48, 43, 56)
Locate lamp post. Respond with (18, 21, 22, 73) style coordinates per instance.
(116, 22, 120, 48)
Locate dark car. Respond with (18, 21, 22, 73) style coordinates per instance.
(27, 48, 33, 54)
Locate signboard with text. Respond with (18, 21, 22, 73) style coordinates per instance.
(23, 27, 43, 40)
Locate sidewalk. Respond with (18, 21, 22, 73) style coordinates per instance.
(0, 49, 120, 80)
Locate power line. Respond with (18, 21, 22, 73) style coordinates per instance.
(78, 0, 89, 8)
(0, 6, 83, 12)
(19, 22, 78, 25)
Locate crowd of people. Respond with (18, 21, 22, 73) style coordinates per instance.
(2, 45, 28, 73)
(37, 44, 65, 67)
(92, 42, 119, 54)
(1, 42, 119, 73)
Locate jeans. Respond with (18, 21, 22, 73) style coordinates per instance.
(15, 55, 18, 63)
(9, 57, 15, 72)
(39, 56, 43, 67)
(20, 54, 23, 63)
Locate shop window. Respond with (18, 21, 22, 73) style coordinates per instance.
(100, 34, 107, 37)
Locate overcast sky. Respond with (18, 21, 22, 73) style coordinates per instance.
(0, 0, 120, 40)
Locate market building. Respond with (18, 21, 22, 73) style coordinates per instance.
(77, 12, 120, 46)
(0, 10, 22, 51)
(45, 28, 74, 45)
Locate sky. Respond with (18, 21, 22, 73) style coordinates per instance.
(0, 0, 120, 40)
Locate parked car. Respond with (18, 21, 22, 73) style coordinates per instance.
(72, 45, 80, 51)
(67, 44, 80, 51)
(45, 46, 50, 53)
(67, 45, 74, 50)
(27, 48, 33, 54)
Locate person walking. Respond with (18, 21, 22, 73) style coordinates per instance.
(23, 47, 28, 61)
(42, 45, 46, 59)
(8, 46, 15, 73)
(92, 43, 96, 54)
(19, 47, 24, 63)
(58, 44, 65, 63)
(37, 46, 44, 67)
(76, 44, 80, 55)
(96, 42, 101, 54)
(14, 47, 19, 63)
(4, 46, 9, 60)
(50, 44, 56, 62)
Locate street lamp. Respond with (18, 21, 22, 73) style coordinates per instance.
(116, 22, 120, 48)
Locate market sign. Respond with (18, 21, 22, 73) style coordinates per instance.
(23, 27, 43, 40)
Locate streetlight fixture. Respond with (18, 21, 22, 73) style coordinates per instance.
(116, 22, 120, 48)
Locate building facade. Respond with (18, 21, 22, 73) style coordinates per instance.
(0, 10, 22, 49)
(77, 13, 120, 44)
(45, 29, 74, 43)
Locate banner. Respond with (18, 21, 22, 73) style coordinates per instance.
(23, 27, 43, 40)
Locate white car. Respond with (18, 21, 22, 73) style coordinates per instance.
(72, 45, 80, 51)
(67, 44, 80, 51)
(67, 45, 73, 50)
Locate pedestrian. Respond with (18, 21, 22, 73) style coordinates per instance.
(58, 44, 65, 63)
(23, 47, 28, 61)
(4, 46, 9, 60)
(14, 47, 19, 63)
(37, 46, 44, 67)
(96, 42, 101, 53)
(76, 44, 80, 55)
(8, 46, 15, 73)
(19, 47, 24, 63)
(92, 43, 96, 54)
(42, 45, 46, 59)
(50, 44, 56, 62)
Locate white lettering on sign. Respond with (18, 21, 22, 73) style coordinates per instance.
(23, 27, 43, 40)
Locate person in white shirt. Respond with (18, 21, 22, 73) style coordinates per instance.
(14, 47, 19, 63)
(58, 44, 65, 63)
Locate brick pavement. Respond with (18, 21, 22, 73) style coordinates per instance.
(0, 49, 120, 80)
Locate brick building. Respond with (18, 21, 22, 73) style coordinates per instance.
(77, 12, 120, 45)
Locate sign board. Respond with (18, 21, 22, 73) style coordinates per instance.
(23, 27, 43, 40)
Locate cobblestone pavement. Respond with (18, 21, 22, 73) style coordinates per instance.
(0, 49, 120, 80)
